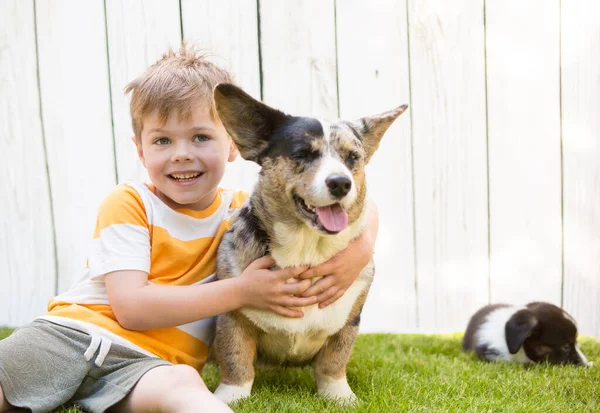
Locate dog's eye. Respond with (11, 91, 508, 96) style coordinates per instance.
(292, 148, 320, 162)
(561, 343, 572, 352)
(345, 151, 361, 169)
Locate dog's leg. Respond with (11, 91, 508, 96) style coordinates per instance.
(213, 312, 258, 403)
(313, 319, 360, 404)
(314, 287, 369, 404)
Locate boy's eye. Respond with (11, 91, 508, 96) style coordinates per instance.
(193, 135, 209, 142)
(155, 137, 170, 145)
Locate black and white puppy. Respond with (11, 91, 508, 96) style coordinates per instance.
(463, 302, 589, 366)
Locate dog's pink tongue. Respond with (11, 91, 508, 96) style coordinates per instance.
(316, 204, 348, 232)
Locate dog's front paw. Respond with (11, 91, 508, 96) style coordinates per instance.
(214, 382, 253, 404)
(317, 377, 358, 405)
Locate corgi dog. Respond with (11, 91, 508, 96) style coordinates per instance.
(211, 83, 408, 403)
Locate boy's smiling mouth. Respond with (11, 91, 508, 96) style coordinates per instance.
(168, 171, 204, 184)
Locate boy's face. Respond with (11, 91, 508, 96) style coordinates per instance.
(135, 103, 238, 211)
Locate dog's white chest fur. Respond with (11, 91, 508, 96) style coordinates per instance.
(270, 222, 361, 266)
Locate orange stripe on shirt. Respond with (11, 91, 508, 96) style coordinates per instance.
(93, 184, 148, 238)
(230, 190, 249, 209)
(149, 220, 232, 285)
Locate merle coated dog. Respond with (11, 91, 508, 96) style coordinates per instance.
(211, 83, 408, 403)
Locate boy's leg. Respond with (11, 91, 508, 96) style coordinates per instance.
(0, 384, 15, 413)
(109, 365, 233, 413)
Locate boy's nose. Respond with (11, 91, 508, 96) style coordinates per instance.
(171, 143, 194, 162)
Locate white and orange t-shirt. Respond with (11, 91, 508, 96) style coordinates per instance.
(40, 181, 248, 371)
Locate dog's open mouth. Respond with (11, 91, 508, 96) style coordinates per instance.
(293, 193, 349, 234)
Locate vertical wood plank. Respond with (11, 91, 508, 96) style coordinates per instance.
(181, 0, 261, 193)
(35, 0, 117, 292)
(260, 0, 338, 118)
(181, 0, 260, 98)
(337, 0, 417, 332)
(0, 0, 56, 326)
(105, 0, 182, 184)
(487, 0, 562, 305)
(561, 0, 600, 339)
(408, 0, 489, 331)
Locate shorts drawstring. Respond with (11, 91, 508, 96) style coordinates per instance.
(84, 335, 112, 367)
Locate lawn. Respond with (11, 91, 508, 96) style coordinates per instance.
(0, 328, 597, 412)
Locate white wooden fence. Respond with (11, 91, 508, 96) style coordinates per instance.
(1, 0, 599, 339)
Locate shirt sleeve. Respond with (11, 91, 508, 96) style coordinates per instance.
(88, 184, 151, 279)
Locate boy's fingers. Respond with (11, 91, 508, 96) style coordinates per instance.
(280, 295, 318, 308)
(299, 276, 335, 297)
(249, 255, 275, 270)
(296, 267, 318, 280)
(318, 288, 346, 308)
(270, 305, 304, 318)
(296, 262, 333, 280)
(275, 265, 309, 279)
(314, 286, 340, 304)
(280, 279, 312, 295)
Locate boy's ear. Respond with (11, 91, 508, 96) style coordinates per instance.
(213, 83, 290, 165)
(227, 139, 239, 162)
(349, 104, 408, 164)
(132, 136, 146, 168)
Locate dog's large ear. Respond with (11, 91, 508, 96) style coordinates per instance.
(351, 104, 408, 164)
(505, 309, 538, 354)
(214, 83, 290, 164)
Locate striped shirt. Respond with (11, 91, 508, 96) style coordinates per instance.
(41, 181, 248, 371)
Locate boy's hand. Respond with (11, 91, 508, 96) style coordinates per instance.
(297, 200, 379, 309)
(297, 232, 373, 308)
(238, 255, 317, 318)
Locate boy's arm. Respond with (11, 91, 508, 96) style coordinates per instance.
(297, 199, 379, 308)
(105, 256, 316, 331)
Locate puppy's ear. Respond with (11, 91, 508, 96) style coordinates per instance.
(351, 104, 408, 164)
(214, 83, 290, 164)
(505, 309, 538, 354)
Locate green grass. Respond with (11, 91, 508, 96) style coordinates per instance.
(1, 329, 598, 412)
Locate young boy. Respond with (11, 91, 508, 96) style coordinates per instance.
(0, 45, 378, 413)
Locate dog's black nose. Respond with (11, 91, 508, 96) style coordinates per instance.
(326, 176, 352, 198)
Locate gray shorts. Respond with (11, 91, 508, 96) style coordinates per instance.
(0, 319, 171, 413)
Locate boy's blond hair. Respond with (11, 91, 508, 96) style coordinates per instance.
(125, 43, 234, 141)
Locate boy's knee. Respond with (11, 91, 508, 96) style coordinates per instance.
(156, 365, 228, 412)
(163, 365, 207, 392)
